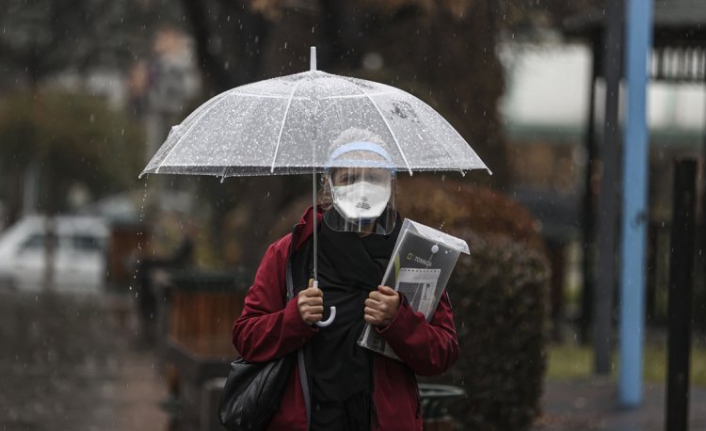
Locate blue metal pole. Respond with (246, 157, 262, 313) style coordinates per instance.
(619, 0, 653, 407)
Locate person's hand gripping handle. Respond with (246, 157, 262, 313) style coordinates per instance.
(297, 278, 336, 327)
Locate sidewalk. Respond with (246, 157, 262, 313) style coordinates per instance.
(5, 292, 706, 431)
(535, 378, 706, 431)
(0, 292, 170, 431)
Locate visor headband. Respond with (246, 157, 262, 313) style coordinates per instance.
(327, 141, 393, 165)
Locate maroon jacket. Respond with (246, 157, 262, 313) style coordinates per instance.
(232, 207, 459, 431)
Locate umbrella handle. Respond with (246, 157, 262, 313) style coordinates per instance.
(309, 279, 336, 327)
(315, 306, 337, 327)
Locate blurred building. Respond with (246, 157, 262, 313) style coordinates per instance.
(499, 40, 705, 324)
(502, 41, 704, 225)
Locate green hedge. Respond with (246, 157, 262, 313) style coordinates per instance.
(440, 231, 549, 430)
(398, 176, 550, 431)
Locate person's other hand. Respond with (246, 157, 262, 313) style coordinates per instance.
(298, 279, 324, 325)
(364, 285, 400, 328)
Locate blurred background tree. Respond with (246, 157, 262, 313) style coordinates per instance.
(0, 0, 177, 222)
(0, 0, 156, 88)
(0, 0, 179, 290)
(0, 91, 143, 214)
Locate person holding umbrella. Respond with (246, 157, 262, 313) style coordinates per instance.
(231, 128, 459, 431)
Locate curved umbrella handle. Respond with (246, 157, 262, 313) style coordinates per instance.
(309, 279, 336, 327)
(315, 306, 336, 327)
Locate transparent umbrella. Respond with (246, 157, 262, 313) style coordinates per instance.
(141, 47, 490, 326)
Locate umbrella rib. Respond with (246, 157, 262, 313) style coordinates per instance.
(231, 92, 309, 100)
(417, 99, 491, 174)
(270, 79, 306, 173)
(154, 91, 233, 173)
(320, 91, 396, 100)
(344, 81, 413, 175)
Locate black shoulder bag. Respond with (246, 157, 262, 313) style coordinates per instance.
(218, 353, 296, 430)
(218, 243, 299, 430)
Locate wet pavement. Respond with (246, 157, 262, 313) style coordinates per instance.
(0, 292, 170, 431)
(2, 292, 705, 431)
(534, 379, 706, 431)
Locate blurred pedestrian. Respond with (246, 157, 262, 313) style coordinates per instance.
(135, 224, 195, 345)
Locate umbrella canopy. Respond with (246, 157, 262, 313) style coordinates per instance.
(141, 61, 489, 178)
(141, 48, 490, 328)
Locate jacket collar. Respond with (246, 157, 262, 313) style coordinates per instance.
(292, 206, 322, 251)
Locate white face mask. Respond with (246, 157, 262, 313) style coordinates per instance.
(332, 180, 391, 221)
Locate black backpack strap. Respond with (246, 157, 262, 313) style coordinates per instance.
(286, 227, 312, 431)
(286, 245, 295, 302)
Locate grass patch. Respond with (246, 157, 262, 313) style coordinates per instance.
(546, 342, 706, 387)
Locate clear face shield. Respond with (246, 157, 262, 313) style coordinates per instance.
(323, 142, 397, 235)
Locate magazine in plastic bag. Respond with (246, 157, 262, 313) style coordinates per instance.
(357, 219, 469, 360)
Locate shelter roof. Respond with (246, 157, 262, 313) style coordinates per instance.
(563, 0, 706, 47)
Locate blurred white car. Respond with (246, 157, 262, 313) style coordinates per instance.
(0, 215, 109, 294)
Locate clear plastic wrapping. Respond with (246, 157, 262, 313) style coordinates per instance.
(357, 219, 469, 360)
